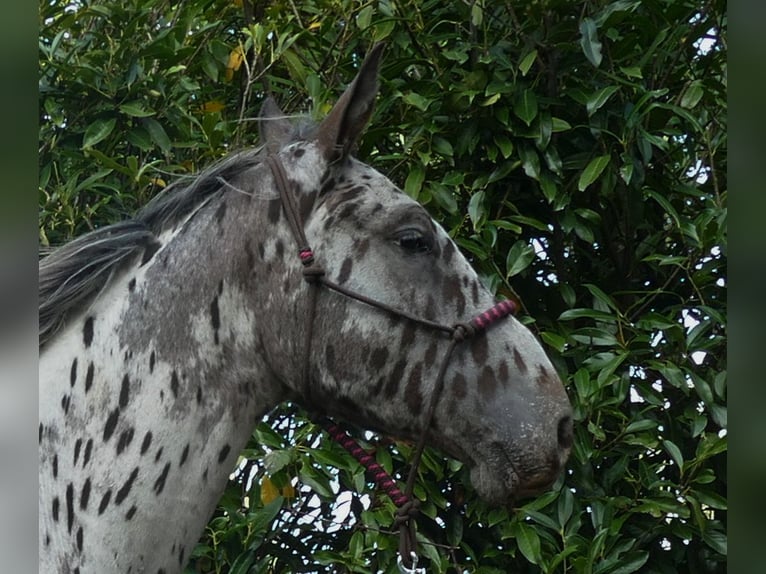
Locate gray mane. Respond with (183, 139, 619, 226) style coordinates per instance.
(39, 147, 263, 348)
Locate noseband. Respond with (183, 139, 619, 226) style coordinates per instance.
(266, 154, 517, 571)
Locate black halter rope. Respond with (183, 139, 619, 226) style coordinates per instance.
(266, 154, 517, 570)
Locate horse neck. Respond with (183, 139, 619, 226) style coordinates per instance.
(39, 188, 298, 573)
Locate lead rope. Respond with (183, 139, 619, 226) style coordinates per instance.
(266, 154, 517, 571)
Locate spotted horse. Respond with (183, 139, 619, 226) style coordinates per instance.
(39, 43, 573, 573)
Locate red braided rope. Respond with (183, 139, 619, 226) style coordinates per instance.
(471, 299, 517, 331)
(321, 419, 409, 507)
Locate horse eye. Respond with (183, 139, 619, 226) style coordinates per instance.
(395, 229, 433, 254)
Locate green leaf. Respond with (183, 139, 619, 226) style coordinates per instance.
(551, 117, 572, 132)
(680, 79, 704, 109)
(119, 102, 155, 117)
(662, 439, 684, 474)
(505, 240, 535, 278)
(468, 190, 485, 230)
(579, 17, 603, 67)
(82, 118, 116, 149)
(263, 449, 293, 475)
(429, 182, 458, 214)
(356, 5, 374, 30)
(143, 118, 172, 153)
(519, 50, 537, 76)
(587, 85, 620, 116)
(404, 163, 425, 199)
(608, 551, 649, 574)
(494, 134, 513, 158)
(514, 89, 538, 126)
(403, 91, 431, 111)
(578, 155, 611, 191)
(514, 522, 541, 564)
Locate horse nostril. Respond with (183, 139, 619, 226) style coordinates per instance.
(557, 414, 573, 450)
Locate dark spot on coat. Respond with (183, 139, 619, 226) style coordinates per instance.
(442, 239, 456, 264)
(128, 277, 136, 291)
(73, 438, 82, 465)
(39, 422, 43, 444)
(268, 199, 282, 223)
(478, 366, 497, 398)
(84, 362, 94, 393)
(117, 427, 135, 455)
(210, 296, 220, 344)
(218, 444, 231, 464)
(70, 358, 78, 387)
(498, 360, 509, 383)
(66, 482, 74, 533)
(149, 351, 155, 374)
(140, 432, 153, 455)
(52, 454, 58, 479)
(178, 546, 186, 566)
(179, 443, 190, 467)
(442, 275, 466, 316)
(452, 372, 467, 399)
(245, 241, 255, 271)
(400, 323, 416, 349)
(52, 496, 59, 522)
(299, 191, 314, 220)
(337, 257, 353, 284)
(83, 317, 94, 347)
(140, 240, 161, 266)
(80, 478, 91, 511)
(371, 203, 383, 215)
(155, 447, 164, 462)
(214, 199, 227, 226)
(126, 505, 137, 520)
(424, 342, 438, 369)
(320, 177, 336, 195)
(337, 202, 358, 222)
(170, 370, 179, 399)
(83, 438, 93, 467)
(196, 386, 202, 404)
(115, 467, 139, 505)
(369, 347, 389, 371)
(154, 462, 171, 495)
(471, 336, 488, 364)
(119, 374, 130, 409)
(98, 490, 112, 514)
(471, 281, 480, 305)
(76, 525, 83, 553)
(385, 359, 407, 398)
(405, 364, 423, 414)
(275, 239, 284, 259)
(325, 344, 336, 371)
(61, 394, 70, 414)
(103, 408, 120, 442)
(513, 348, 528, 375)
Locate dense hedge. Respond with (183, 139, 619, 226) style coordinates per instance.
(40, 1, 726, 572)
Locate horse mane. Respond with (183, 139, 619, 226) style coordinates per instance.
(39, 147, 264, 348)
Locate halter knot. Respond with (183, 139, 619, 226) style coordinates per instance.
(452, 322, 477, 342)
(394, 498, 421, 526)
(302, 264, 326, 284)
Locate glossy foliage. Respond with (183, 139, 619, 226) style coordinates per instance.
(40, 1, 726, 572)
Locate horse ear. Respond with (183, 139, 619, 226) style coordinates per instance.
(317, 42, 385, 161)
(259, 97, 293, 154)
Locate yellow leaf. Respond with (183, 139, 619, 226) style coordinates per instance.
(226, 45, 245, 72)
(149, 177, 166, 188)
(201, 100, 225, 114)
(281, 483, 296, 500)
(260, 476, 280, 505)
(308, 21, 321, 31)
